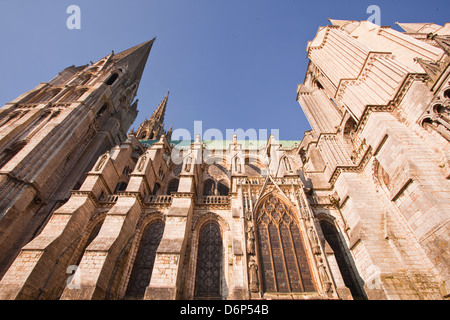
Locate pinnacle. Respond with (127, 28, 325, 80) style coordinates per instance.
(135, 90, 170, 140)
(151, 90, 169, 123)
(112, 38, 155, 62)
(112, 38, 155, 84)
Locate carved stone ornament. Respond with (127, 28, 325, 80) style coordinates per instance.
(328, 192, 340, 205)
(248, 257, 259, 293)
(317, 256, 333, 295)
(246, 224, 255, 255)
(235, 156, 242, 173)
(284, 156, 292, 171)
(95, 153, 108, 171)
(184, 154, 192, 172)
(137, 155, 147, 172)
(308, 226, 321, 255)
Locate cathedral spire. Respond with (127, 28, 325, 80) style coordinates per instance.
(166, 125, 173, 141)
(111, 38, 155, 84)
(135, 90, 170, 140)
(150, 90, 169, 124)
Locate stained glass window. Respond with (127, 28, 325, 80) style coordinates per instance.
(256, 195, 315, 293)
(194, 222, 222, 299)
(124, 221, 164, 299)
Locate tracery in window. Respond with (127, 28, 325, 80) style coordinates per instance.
(0, 111, 22, 128)
(0, 139, 27, 169)
(255, 195, 315, 294)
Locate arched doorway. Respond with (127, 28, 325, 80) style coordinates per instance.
(194, 221, 223, 299)
(319, 220, 367, 300)
(255, 195, 315, 294)
(124, 221, 164, 299)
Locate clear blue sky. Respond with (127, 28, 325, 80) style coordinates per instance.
(0, 0, 449, 140)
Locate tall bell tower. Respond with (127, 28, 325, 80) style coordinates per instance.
(0, 39, 155, 277)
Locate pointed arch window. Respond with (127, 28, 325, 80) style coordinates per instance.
(319, 220, 367, 299)
(203, 179, 215, 196)
(124, 221, 164, 299)
(255, 195, 315, 294)
(96, 103, 108, 118)
(167, 178, 179, 194)
(114, 182, 128, 194)
(194, 221, 222, 299)
(136, 130, 148, 140)
(35, 89, 62, 103)
(105, 73, 119, 86)
(61, 89, 87, 103)
(0, 139, 27, 169)
(152, 183, 160, 195)
(19, 90, 41, 104)
(217, 180, 229, 196)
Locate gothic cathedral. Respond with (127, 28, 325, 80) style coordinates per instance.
(0, 20, 449, 300)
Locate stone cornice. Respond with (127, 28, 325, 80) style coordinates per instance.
(115, 191, 145, 208)
(328, 146, 373, 186)
(335, 51, 393, 101)
(171, 192, 195, 199)
(307, 25, 340, 53)
(70, 190, 99, 207)
(354, 73, 427, 135)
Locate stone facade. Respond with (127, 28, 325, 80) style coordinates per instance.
(0, 39, 154, 296)
(0, 20, 449, 300)
(296, 20, 450, 300)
